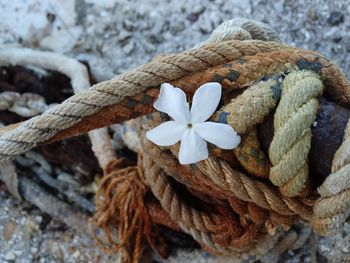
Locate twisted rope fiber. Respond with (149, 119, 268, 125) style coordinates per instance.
(269, 71, 324, 197)
(90, 164, 169, 262)
(144, 137, 298, 233)
(0, 40, 292, 162)
(2, 19, 350, 262)
(142, 135, 312, 221)
(313, 121, 350, 235)
(144, 71, 315, 218)
(141, 150, 267, 255)
(205, 18, 281, 43)
(139, 70, 318, 256)
(212, 77, 282, 179)
(1, 41, 350, 163)
(140, 144, 295, 258)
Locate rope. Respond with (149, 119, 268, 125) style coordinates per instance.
(269, 71, 324, 196)
(141, 150, 268, 256)
(198, 18, 281, 46)
(2, 18, 350, 260)
(233, 128, 270, 178)
(312, 121, 350, 235)
(141, 136, 312, 220)
(90, 164, 169, 263)
(0, 41, 349, 162)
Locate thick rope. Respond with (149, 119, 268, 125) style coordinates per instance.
(233, 128, 270, 178)
(195, 156, 314, 220)
(269, 71, 324, 197)
(199, 18, 281, 46)
(2, 18, 350, 257)
(141, 150, 268, 256)
(0, 47, 90, 93)
(140, 133, 313, 220)
(213, 77, 281, 134)
(0, 41, 349, 163)
(90, 164, 169, 262)
(140, 132, 298, 229)
(313, 121, 350, 235)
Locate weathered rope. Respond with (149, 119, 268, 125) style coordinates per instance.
(212, 77, 281, 134)
(233, 128, 270, 178)
(90, 165, 168, 263)
(0, 41, 349, 163)
(0, 91, 55, 118)
(141, 150, 268, 256)
(269, 71, 324, 196)
(141, 135, 312, 220)
(205, 18, 281, 43)
(312, 121, 350, 235)
(2, 18, 350, 261)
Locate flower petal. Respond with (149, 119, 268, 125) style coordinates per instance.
(190, 82, 222, 123)
(146, 121, 186, 146)
(154, 83, 190, 123)
(179, 129, 208, 165)
(194, 122, 241, 149)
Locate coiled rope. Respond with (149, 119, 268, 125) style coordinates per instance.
(1, 18, 350, 261)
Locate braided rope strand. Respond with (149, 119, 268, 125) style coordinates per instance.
(269, 70, 324, 197)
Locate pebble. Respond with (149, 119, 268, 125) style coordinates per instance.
(327, 11, 345, 26)
(143, 41, 156, 53)
(72, 250, 80, 258)
(187, 13, 199, 23)
(31, 247, 38, 254)
(123, 19, 136, 31)
(117, 31, 132, 42)
(192, 5, 205, 15)
(3, 221, 16, 241)
(4, 251, 16, 261)
(122, 41, 135, 54)
(308, 9, 318, 21)
(170, 21, 185, 34)
(199, 19, 213, 34)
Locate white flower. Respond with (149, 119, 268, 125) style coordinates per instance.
(146, 82, 241, 165)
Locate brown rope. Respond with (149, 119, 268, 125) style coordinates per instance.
(90, 163, 168, 262)
(2, 22, 350, 259)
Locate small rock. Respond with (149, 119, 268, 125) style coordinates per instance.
(327, 11, 345, 26)
(143, 41, 156, 53)
(187, 13, 199, 23)
(26, 218, 40, 233)
(31, 247, 38, 254)
(308, 9, 318, 21)
(117, 31, 132, 42)
(147, 33, 163, 44)
(55, 248, 64, 262)
(122, 41, 135, 54)
(35, 215, 43, 224)
(123, 19, 136, 31)
(170, 21, 185, 34)
(4, 251, 16, 261)
(72, 250, 81, 258)
(199, 19, 213, 34)
(192, 5, 205, 15)
(3, 221, 16, 241)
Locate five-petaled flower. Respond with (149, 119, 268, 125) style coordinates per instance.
(146, 82, 241, 165)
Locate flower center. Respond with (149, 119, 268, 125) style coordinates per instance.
(187, 123, 193, 128)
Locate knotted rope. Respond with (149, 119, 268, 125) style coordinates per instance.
(269, 71, 323, 196)
(1, 18, 350, 261)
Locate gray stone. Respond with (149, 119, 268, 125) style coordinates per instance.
(328, 11, 345, 26)
(122, 41, 135, 54)
(4, 251, 16, 261)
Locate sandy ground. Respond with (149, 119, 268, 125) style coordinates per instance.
(1, 0, 350, 262)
